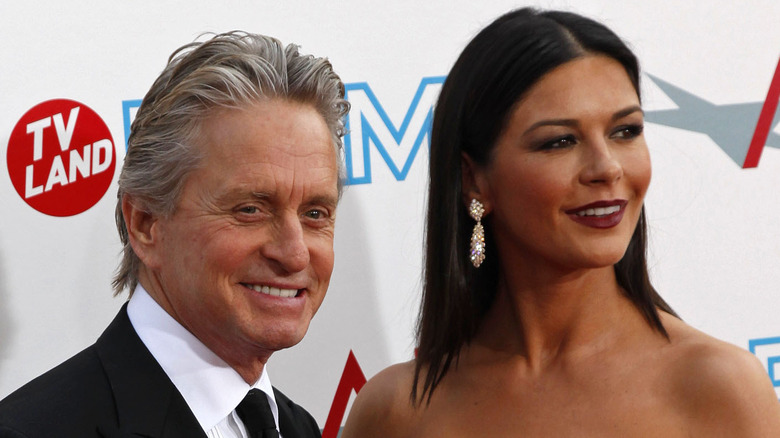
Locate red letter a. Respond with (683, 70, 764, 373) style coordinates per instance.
(322, 350, 367, 438)
(744, 57, 780, 168)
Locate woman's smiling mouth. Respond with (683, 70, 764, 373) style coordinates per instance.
(565, 200, 627, 228)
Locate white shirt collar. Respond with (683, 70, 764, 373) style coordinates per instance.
(127, 284, 280, 432)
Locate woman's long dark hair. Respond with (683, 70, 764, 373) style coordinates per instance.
(413, 7, 677, 404)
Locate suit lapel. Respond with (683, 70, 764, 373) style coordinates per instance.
(277, 394, 300, 438)
(95, 304, 207, 438)
(274, 388, 322, 438)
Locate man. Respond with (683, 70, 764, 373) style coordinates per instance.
(0, 31, 349, 438)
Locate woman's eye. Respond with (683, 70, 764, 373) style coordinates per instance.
(612, 124, 643, 140)
(539, 135, 577, 150)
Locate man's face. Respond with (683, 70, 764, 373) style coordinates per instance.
(144, 99, 338, 370)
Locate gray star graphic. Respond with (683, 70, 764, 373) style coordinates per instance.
(645, 74, 780, 166)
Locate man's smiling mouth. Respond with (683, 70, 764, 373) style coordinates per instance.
(242, 283, 299, 298)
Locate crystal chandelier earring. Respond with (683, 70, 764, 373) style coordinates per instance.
(469, 199, 486, 267)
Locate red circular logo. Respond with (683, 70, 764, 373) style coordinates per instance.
(7, 99, 116, 217)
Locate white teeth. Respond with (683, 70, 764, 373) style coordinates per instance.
(246, 284, 297, 298)
(576, 205, 621, 217)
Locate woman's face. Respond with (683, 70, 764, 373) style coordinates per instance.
(467, 55, 650, 273)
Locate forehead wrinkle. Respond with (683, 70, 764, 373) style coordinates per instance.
(232, 160, 337, 208)
(288, 161, 339, 207)
(212, 158, 336, 202)
(196, 103, 338, 207)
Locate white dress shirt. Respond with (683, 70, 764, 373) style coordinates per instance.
(127, 285, 282, 438)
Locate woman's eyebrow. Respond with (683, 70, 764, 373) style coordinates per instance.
(522, 105, 644, 136)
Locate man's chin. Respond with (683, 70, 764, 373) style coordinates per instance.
(252, 324, 311, 353)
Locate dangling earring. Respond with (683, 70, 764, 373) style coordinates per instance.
(469, 199, 486, 267)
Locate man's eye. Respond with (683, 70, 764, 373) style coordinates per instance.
(304, 210, 323, 220)
(239, 206, 259, 214)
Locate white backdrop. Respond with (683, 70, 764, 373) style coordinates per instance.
(2, 1, 779, 434)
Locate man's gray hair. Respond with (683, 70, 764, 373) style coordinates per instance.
(113, 31, 349, 296)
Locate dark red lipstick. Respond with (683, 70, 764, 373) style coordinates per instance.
(565, 200, 627, 229)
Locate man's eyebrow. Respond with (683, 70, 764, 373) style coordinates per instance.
(522, 105, 644, 136)
(219, 189, 338, 208)
(250, 191, 272, 200)
(253, 191, 340, 209)
(217, 189, 268, 199)
(305, 194, 339, 208)
(211, 189, 270, 204)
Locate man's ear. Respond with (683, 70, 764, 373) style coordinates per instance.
(461, 153, 491, 213)
(121, 195, 163, 269)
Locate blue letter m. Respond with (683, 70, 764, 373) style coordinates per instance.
(343, 77, 445, 185)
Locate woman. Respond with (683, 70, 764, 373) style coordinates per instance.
(343, 8, 780, 437)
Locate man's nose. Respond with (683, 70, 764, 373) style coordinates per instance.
(262, 213, 310, 273)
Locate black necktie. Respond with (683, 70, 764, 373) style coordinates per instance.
(235, 389, 280, 438)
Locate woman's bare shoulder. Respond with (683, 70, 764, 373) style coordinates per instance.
(341, 360, 420, 438)
(660, 314, 780, 436)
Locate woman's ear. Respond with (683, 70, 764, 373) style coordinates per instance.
(121, 195, 163, 269)
(461, 153, 491, 213)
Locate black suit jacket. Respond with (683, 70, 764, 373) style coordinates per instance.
(0, 304, 321, 438)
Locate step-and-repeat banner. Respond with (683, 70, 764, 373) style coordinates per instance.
(1, 0, 779, 434)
